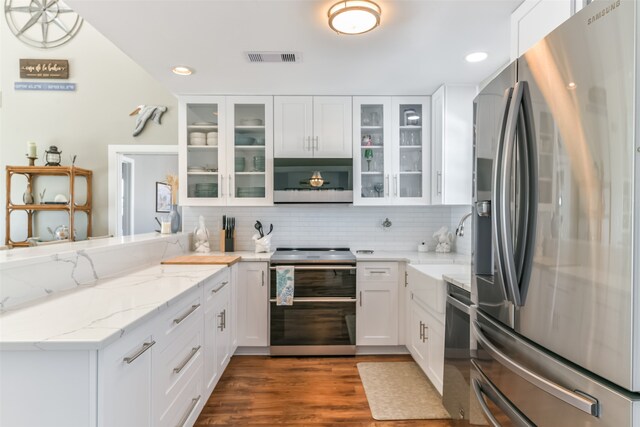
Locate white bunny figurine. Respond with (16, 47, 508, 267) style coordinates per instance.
(433, 226, 453, 253)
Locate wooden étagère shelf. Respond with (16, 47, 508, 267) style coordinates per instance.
(5, 166, 93, 248)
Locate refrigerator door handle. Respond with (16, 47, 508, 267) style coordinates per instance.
(472, 320, 600, 417)
(499, 82, 525, 306)
(492, 86, 514, 304)
(471, 360, 534, 427)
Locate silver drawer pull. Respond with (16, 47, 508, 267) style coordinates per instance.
(177, 395, 201, 427)
(123, 340, 155, 364)
(211, 281, 229, 293)
(367, 270, 388, 274)
(218, 311, 224, 331)
(173, 304, 200, 324)
(173, 345, 201, 374)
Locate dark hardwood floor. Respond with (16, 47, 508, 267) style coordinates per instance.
(195, 355, 470, 426)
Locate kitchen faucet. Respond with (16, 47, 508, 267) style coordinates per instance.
(455, 212, 472, 237)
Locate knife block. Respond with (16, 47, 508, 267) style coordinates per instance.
(219, 230, 235, 252)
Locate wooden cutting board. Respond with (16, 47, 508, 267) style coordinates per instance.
(162, 255, 241, 266)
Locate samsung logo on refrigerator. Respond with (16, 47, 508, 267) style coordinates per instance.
(587, 0, 621, 25)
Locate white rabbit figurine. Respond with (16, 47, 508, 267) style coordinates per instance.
(433, 226, 453, 253)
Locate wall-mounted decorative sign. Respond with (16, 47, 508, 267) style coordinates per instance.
(14, 82, 76, 91)
(20, 59, 69, 79)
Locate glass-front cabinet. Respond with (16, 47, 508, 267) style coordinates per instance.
(179, 96, 273, 206)
(226, 96, 273, 205)
(353, 96, 430, 205)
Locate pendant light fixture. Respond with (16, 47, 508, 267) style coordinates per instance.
(328, 0, 381, 35)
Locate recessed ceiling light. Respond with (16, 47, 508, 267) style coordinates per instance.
(172, 66, 193, 76)
(465, 52, 488, 63)
(566, 82, 577, 90)
(328, 0, 381, 35)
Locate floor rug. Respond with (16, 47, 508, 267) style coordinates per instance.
(357, 361, 452, 420)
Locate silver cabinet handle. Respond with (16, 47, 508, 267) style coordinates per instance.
(471, 359, 534, 427)
(123, 340, 155, 364)
(404, 271, 408, 287)
(367, 270, 388, 274)
(211, 280, 229, 293)
(173, 304, 200, 325)
(472, 320, 599, 416)
(220, 175, 224, 197)
(173, 345, 201, 374)
(359, 291, 363, 307)
(393, 174, 398, 196)
(228, 174, 233, 198)
(218, 311, 224, 331)
(261, 270, 265, 287)
(307, 136, 312, 151)
(177, 395, 201, 427)
(222, 309, 226, 330)
(314, 136, 319, 150)
(385, 174, 390, 196)
(436, 171, 442, 195)
(423, 324, 428, 342)
(419, 321, 424, 340)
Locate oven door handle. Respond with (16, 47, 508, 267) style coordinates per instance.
(446, 295, 471, 315)
(269, 297, 357, 303)
(269, 266, 356, 271)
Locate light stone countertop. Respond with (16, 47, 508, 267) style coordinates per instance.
(0, 263, 226, 351)
(354, 250, 470, 264)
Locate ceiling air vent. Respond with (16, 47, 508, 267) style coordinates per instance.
(245, 52, 302, 63)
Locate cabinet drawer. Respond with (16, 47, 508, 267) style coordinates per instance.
(155, 323, 203, 412)
(159, 291, 202, 343)
(204, 269, 230, 308)
(358, 262, 398, 282)
(158, 364, 203, 427)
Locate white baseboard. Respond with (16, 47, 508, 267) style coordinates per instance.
(233, 345, 410, 356)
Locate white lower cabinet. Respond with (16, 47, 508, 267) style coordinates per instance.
(204, 269, 231, 397)
(406, 268, 446, 394)
(356, 262, 399, 346)
(236, 262, 269, 347)
(99, 325, 154, 427)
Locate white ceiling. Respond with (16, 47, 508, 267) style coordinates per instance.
(66, 0, 523, 96)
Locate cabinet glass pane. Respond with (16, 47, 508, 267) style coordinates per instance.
(234, 104, 266, 198)
(398, 103, 423, 198)
(360, 104, 385, 199)
(186, 103, 220, 199)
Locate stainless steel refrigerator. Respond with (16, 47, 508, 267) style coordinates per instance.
(471, 0, 640, 425)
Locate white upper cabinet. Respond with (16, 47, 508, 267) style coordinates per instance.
(274, 96, 352, 158)
(179, 96, 273, 206)
(353, 96, 430, 206)
(510, 0, 584, 60)
(274, 96, 313, 158)
(312, 97, 352, 158)
(431, 85, 476, 205)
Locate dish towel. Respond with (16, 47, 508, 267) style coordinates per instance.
(276, 266, 294, 306)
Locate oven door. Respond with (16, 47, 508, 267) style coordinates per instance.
(269, 298, 356, 355)
(269, 264, 357, 355)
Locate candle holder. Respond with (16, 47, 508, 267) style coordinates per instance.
(26, 155, 37, 166)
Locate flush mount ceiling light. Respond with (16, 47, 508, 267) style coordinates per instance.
(465, 52, 488, 63)
(171, 65, 193, 76)
(328, 0, 381, 35)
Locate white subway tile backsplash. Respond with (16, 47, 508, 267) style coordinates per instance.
(183, 204, 470, 253)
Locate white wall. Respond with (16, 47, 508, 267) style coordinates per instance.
(128, 153, 178, 235)
(0, 16, 178, 245)
(183, 205, 463, 253)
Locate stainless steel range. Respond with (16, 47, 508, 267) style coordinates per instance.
(269, 248, 357, 356)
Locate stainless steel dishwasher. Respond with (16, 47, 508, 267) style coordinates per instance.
(442, 282, 472, 420)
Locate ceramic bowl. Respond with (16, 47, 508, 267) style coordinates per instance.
(241, 118, 263, 126)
